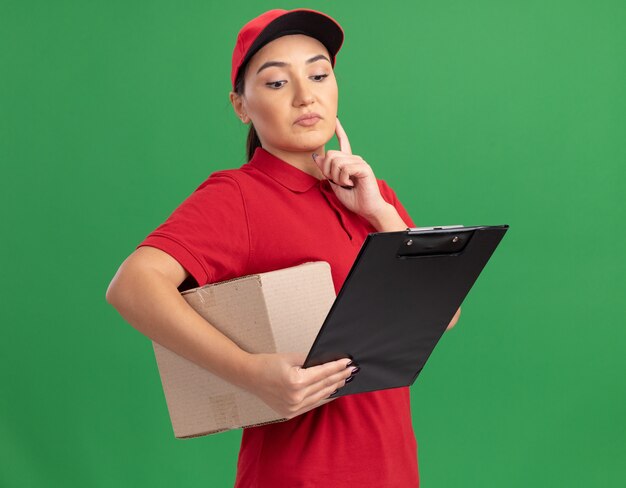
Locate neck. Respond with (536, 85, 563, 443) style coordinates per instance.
(261, 145, 326, 180)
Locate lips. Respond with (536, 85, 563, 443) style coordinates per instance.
(294, 112, 322, 125)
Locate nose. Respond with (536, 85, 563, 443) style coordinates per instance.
(292, 76, 315, 107)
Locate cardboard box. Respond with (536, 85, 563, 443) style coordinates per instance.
(152, 261, 336, 439)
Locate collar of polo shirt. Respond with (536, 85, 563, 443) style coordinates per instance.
(248, 147, 327, 193)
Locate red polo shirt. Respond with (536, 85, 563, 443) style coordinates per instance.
(139, 147, 419, 487)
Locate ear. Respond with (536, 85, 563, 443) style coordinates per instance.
(229, 91, 249, 124)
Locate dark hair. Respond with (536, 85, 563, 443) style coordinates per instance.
(234, 61, 262, 162)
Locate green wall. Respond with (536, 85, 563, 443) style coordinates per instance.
(1, 0, 624, 486)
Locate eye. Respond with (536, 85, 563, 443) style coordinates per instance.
(311, 74, 329, 82)
(265, 80, 287, 89)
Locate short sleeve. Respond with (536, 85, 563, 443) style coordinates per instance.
(377, 179, 417, 228)
(137, 173, 250, 287)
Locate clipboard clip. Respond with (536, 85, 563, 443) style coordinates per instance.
(406, 225, 465, 234)
(399, 225, 471, 257)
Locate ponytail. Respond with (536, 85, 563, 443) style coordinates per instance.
(246, 125, 261, 162)
(234, 63, 262, 162)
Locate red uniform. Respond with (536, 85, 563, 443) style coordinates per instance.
(139, 147, 419, 487)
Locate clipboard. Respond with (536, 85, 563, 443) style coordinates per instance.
(302, 224, 509, 397)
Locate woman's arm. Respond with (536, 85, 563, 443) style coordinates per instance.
(105, 246, 355, 418)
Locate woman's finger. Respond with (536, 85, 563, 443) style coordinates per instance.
(296, 357, 352, 387)
(331, 158, 373, 188)
(312, 151, 329, 180)
(323, 151, 354, 180)
(330, 160, 361, 188)
(301, 363, 356, 399)
(290, 375, 352, 418)
(335, 117, 352, 155)
(340, 163, 358, 187)
(313, 151, 352, 189)
(314, 149, 339, 180)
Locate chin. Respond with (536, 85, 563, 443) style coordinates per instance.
(290, 130, 333, 151)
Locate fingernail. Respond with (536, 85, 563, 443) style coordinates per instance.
(329, 389, 338, 397)
(345, 376, 355, 384)
(346, 360, 354, 367)
(350, 367, 360, 375)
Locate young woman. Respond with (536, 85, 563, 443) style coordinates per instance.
(107, 8, 460, 487)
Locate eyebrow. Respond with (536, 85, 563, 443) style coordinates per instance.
(256, 54, 331, 75)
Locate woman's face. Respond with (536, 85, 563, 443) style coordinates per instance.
(235, 34, 339, 154)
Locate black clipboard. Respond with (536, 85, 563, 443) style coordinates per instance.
(302, 224, 509, 397)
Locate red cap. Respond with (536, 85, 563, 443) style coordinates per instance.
(231, 9, 344, 91)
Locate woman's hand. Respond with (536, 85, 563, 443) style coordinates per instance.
(446, 306, 462, 331)
(244, 352, 357, 419)
(312, 118, 389, 222)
